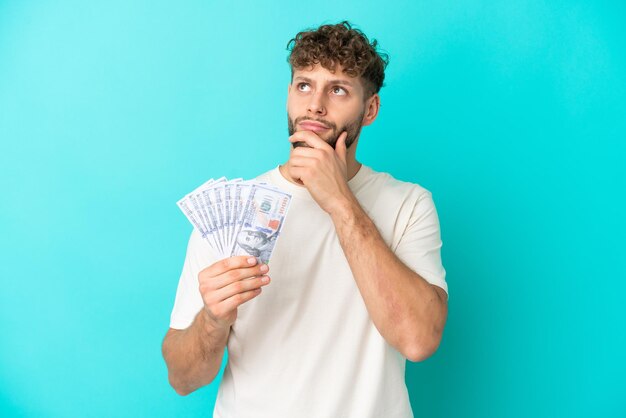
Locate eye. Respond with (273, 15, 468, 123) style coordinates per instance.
(297, 82, 311, 91)
(332, 86, 347, 96)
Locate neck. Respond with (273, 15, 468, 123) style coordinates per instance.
(346, 158, 362, 180)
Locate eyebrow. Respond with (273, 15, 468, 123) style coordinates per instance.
(294, 76, 355, 88)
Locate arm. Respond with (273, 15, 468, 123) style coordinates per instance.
(330, 196, 448, 362)
(162, 310, 230, 395)
(162, 256, 271, 395)
(286, 131, 447, 362)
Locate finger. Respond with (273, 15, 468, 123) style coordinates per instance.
(288, 166, 310, 184)
(214, 275, 271, 302)
(291, 146, 324, 159)
(217, 287, 264, 313)
(288, 155, 317, 168)
(211, 263, 270, 290)
(289, 131, 331, 150)
(203, 256, 258, 278)
(335, 131, 348, 164)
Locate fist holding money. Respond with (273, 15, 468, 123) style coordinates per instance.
(199, 256, 271, 329)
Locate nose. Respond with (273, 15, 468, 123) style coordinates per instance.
(307, 90, 326, 115)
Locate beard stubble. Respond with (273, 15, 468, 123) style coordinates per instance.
(287, 109, 365, 150)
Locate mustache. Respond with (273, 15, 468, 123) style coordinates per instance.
(296, 117, 336, 130)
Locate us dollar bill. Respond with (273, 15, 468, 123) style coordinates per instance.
(177, 178, 292, 263)
(229, 184, 292, 264)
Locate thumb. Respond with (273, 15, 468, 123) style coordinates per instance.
(335, 131, 348, 164)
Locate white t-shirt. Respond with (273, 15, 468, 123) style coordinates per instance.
(169, 164, 448, 418)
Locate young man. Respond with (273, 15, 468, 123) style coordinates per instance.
(162, 21, 448, 418)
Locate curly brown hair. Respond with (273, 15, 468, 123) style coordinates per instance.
(286, 21, 389, 100)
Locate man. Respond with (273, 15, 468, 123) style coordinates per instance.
(162, 20, 449, 418)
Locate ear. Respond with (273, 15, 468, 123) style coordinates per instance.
(361, 94, 380, 127)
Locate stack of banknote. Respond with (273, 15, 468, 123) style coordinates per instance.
(177, 177, 292, 264)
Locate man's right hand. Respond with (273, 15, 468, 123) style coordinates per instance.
(199, 256, 270, 330)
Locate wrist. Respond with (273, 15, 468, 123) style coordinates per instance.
(200, 309, 230, 335)
(329, 195, 361, 224)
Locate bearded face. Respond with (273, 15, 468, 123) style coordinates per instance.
(287, 107, 366, 149)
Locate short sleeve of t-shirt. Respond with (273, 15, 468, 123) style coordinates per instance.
(394, 190, 449, 299)
(169, 229, 220, 329)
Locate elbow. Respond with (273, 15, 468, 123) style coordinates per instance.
(168, 375, 189, 396)
(402, 295, 448, 362)
(173, 386, 193, 397)
(403, 344, 437, 363)
(173, 386, 192, 397)
(168, 375, 195, 397)
(174, 388, 193, 397)
(401, 333, 443, 363)
(166, 368, 219, 396)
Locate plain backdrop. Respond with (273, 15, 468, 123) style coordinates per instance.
(1, 1, 624, 417)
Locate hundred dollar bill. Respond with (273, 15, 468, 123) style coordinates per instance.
(224, 179, 242, 251)
(177, 177, 217, 239)
(200, 187, 223, 254)
(178, 177, 292, 262)
(192, 177, 225, 253)
(230, 184, 292, 264)
(231, 182, 253, 249)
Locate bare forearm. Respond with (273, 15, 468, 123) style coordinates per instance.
(162, 309, 229, 395)
(331, 197, 446, 361)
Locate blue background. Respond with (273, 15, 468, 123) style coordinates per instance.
(1, 1, 624, 417)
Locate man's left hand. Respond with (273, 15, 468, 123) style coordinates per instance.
(287, 130, 354, 215)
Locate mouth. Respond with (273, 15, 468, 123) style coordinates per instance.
(299, 121, 330, 132)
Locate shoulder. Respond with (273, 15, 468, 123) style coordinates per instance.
(355, 166, 442, 247)
(359, 165, 432, 203)
(252, 166, 278, 184)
